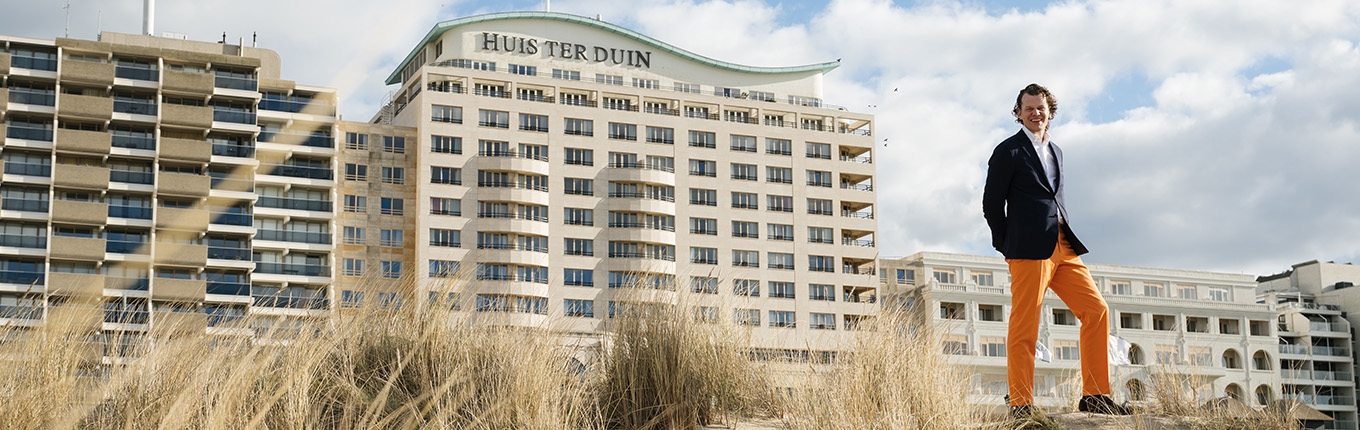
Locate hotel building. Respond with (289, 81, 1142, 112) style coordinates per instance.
(880, 252, 1281, 411)
(1, 11, 878, 354)
(343, 11, 879, 352)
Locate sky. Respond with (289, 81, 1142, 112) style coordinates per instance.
(4, 0, 1359, 277)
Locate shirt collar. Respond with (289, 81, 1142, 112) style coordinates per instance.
(1022, 127, 1050, 148)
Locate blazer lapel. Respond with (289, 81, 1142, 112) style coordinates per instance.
(1015, 131, 1055, 194)
(1051, 143, 1063, 193)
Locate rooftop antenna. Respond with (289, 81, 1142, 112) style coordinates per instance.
(62, 0, 70, 38)
(252, 31, 257, 47)
(142, 0, 155, 36)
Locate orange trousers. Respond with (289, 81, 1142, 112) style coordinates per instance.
(1006, 230, 1110, 406)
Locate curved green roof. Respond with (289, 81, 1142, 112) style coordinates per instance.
(384, 11, 840, 85)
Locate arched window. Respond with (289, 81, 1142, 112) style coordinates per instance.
(1128, 344, 1145, 365)
(1254, 384, 1272, 406)
(1225, 383, 1243, 401)
(1126, 379, 1145, 401)
(1252, 350, 1272, 370)
(1222, 349, 1242, 369)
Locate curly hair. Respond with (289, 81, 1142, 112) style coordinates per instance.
(1012, 83, 1057, 126)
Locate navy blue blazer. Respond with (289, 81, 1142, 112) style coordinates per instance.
(982, 130, 1088, 259)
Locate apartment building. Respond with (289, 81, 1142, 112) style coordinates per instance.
(0, 32, 338, 346)
(1259, 260, 1360, 429)
(880, 252, 1280, 410)
(348, 11, 879, 351)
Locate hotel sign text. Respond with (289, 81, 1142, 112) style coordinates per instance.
(480, 32, 652, 68)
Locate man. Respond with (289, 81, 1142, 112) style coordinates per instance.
(982, 83, 1129, 416)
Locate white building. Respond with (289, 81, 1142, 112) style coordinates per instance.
(880, 252, 1280, 409)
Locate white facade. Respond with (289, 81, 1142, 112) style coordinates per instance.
(880, 252, 1280, 409)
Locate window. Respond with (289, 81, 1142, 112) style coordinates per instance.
(632, 78, 659, 89)
(807, 227, 833, 244)
(1155, 344, 1179, 365)
(508, 64, 536, 75)
(564, 208, 593, 226)
(643, 101, 669, 115)
(732, 250, 759, 267)
(897, 269, 914, 284)
(564, 178, 593, 196)
(430, 197, 460, 216)
(343, 195, 367, 213)
(715, 87, 741, 98)
(1208, 287, 1231, 302)
(808, 255, 835, 272)
(344, 163, 367, 181)
(769, 253, 794, 270)
(564, 299, 594, 317)
(431, 105, 462, 123)
(341, 290, 364, 308)
(564, 269, 593, 287)
(768, 195, 793, 212)
(645, 126, 673, 144)
(810, 312, 835, 330)
(345, 132, 369, 150)
(770, 281, 795, 299)
(380, 261, 402, 279)
(770, 311, 796, 328)
(1055, 340, 1081, 361)
(690, 247, 717, 265)
(688, 131, 715, 148)
(603, 97, 632, 111)
(732, 221, 758, 238)
(689, 160, 716, 177)
(933, 270, 958, 284)
(608, 123, 637, 140)
(806, 142, 831, 159)
(343, 226, 365, 245)
(689, 218, 717, 235)
(1152, 314, 1177, 331)
(731, 163, 758, 181)
(1144, 282, 1166, 298)
(730, 135, 756, 152)
(474, 83, 505, 97)
(1176, 284, 1198, 300)
(767, 224, 793, 241)
(1110, 280, 1132, 295)
(380, 198, 403, 215)
(766, 138, 792, 155)
(594, 74, 623, 85)
(552, 69, 580, 81)
(564, 148, 593, 166)
(431, 135, 462, 154)
(429, 229, 460, 247)
(766, 167, 792, 184)
(519, 113, 548, 132)
(564, 238, 594, 256)
(808, 198, 833, 215)
(734, 309, 760, 326)
(691, 277, 718, 294)
(981, 337, 1007, 357)
(733, 279, 759, 297)
(381, 167, 405, 184)
(1120, 312, 1142, 329)
(971, 271, 995, 286)
(674, 82, 700, 93)
(478, 110, 509, 128)
(342, 258, 365, 277)
(809, 284, 835, 301)
(732, 192, 758, 209)
(564, 118, 593, 136)
(940, 302, 965, 319)
(382, 136, 406, 154)
(379, 229, 403, 247)
(807, 170, 832, 187)
(1053, 308, 1076, 326)
(749, 90, 774, 102)
(430, 166, 461, 185)
(689, 188, 717, 206)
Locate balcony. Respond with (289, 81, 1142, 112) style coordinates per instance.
(1, 198, 48, 213)
(253, 294, 329, 310)
(162, 70, 214, 94)
(48, 272, 105, 298)
(160, 104, 213, 129)
(255, 229, 332, 245)
(264, 164, 333, 181)
(5, 125, 53, 142)
(52, 200, 107, 224)
(4, 162, 50, 177)
(109, 205, 153, 220)
(111, 133, 156, 150)
(0, 233, 45, 249)
(0, 269, 44, 286)
(258, 99, 336, 116)
(156, 207, 210, 231)
(255, 262, 329, 277)
(110, 169, 154, 185)
(10, 53, 56, 72)
(256, 196, 331, 213)
(59, 60, 115, 85)
(154, 243, 208, 267)
(53, 164, 111, 189)
(106, 239, 150, 254)
(114, 65, 158, 81)
(153, 278, 206, 302)
(258, 131, 334, 148)
(214, 75, 258, 91)
(55, 128, 113, 155)
(207, 247, 252, 261)
(211, 109, 256, 125)
(157, 173, 211, 197)
(159, 138, 213, 162)
(58, 93, 114, 121)
(210, 211, 253, 226)
(8, 88, 55, 107)
(50, 236, 107, 261)
(105, 277, 149, 291)
(112, 99, 158, 116)
(207, 281, 250, 296)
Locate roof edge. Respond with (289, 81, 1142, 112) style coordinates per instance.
(384, 11, 840, 85)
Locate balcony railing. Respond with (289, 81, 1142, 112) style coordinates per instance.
(207, 282, 250, 296)
(207, 247, 252, 261)
(258, 99, 334, 114)
(265, 164, 333, 181)
(106, 277, 149, 291)
(843, 293, 878, 303)
(0, 304, 43, 319)
(256, 229, 332, 245)
(109, 205, 153, 220)
(214, 75, 258, 91)
(12, 55, 58, 71)
(113, 100, 158, 116)
(842, 210, 875, 219)
(210, 211, 253, 226)
(104, 309, 150, 325)
(254, 262, 329, 277)
(114, 66, 158, 81)
(252, 295, 329, 310)
(0, 270, 44, 285)
(212, 143, 255, 157)
(4, 162, 51, 177)
(110, 170, 155, 185)
(477, 150, 548, 161)
(258, 132, 334, 148)
(0, 234, 46, 248)
(5, 125, 54, 142)
(2, 199, 49, 213)
(106, 240, 149, 254)
(9, 89, 56, 106)
(112, 135, 156, 150)
(212, 109, 257, 124)
(256, 196, 331, 212)
(842, 238, 875, 247)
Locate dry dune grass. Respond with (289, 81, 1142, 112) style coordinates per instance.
(0, 277, 1321, 430)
